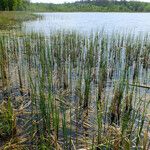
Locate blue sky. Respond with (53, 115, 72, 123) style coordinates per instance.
(31, 0, 150, 4)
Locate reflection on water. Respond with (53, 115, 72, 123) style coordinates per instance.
(23, 12, 150, 35)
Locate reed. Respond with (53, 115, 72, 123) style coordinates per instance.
(0, 30, 149, 149)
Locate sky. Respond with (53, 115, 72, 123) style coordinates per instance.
(30, 0, 150, 4)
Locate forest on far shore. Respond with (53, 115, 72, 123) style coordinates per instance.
(29, 0, 150, 12)
(0, 0, 150, 12)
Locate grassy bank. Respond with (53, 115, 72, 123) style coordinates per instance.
(0, 11, 38, 30)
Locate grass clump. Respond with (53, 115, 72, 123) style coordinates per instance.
(0, 99, 16, 140)
(0, 11, 39, 30)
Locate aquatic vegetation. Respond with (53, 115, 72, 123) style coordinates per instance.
(0, 30, 149, 149)
(0, 99, 16, 140)
(0, 12, 39, 30)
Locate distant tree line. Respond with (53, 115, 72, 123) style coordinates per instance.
(77, 0, 150, 12)
(28, 0, 150, 12)
(0, 0, 30, 11)
(2, 0, 149, 12)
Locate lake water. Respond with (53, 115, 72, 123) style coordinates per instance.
(23, 12, 150, 35)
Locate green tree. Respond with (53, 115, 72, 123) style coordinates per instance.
(0, 0, 30, 11)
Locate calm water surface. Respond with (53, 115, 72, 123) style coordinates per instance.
(23, 12, 150, 35)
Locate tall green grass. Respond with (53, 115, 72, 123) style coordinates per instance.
(0, 31, 149, 149)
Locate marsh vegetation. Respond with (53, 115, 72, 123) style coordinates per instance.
(0, 30, 149, 149)
(0, 12, 39, 30)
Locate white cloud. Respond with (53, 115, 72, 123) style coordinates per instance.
(31, 0, 79, 3)
(30, 0, 150, 3)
